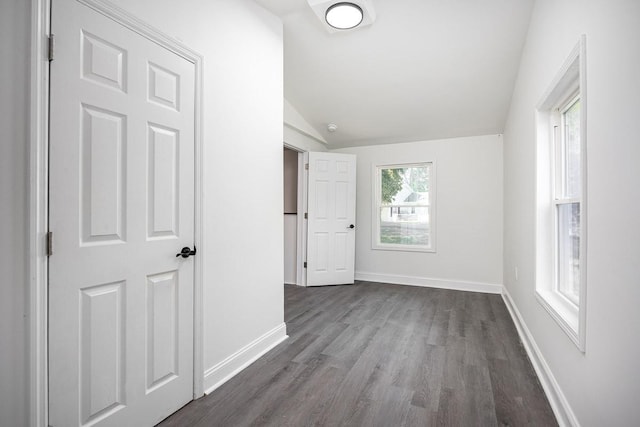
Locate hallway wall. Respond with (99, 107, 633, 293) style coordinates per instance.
(0, 1, 31, 426)
(503, 0, 640, 424)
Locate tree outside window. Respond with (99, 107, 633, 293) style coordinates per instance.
(375, 163, 434, 251)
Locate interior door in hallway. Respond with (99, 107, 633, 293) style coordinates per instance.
(306, 152, 357, 286)
(48, 0, 196, 425)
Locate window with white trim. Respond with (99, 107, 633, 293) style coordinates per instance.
(553, 94, 581, 305)
(535, 36, 587, 351)
(373, 162, 435, 252)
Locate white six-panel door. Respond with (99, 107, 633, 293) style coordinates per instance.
(48, 1, 195, 425)
(306, 152, 357, 286)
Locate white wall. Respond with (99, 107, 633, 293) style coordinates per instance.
(284, 99, 327, 152)
(284, 126, 327, 153)
(103, 0, 286, 391)
(334, 135, 503, 292)
(0, 1, 30, 426)
(284, 99, 326, 144)
(503, 0, 640, 425)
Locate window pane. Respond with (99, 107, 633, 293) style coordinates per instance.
(381, 166, 430, 205)
(557, 202, 580, 304)
(380, 206, 429, 246)
(563, 98, 581, 198)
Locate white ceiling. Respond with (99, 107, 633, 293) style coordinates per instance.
(255, 0, 534, 148)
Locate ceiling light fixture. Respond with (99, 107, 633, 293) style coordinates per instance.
(325, 2, 363, 30)
(308, 0, 375, 34)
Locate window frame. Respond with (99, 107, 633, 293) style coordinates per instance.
(372, 161, 436, 253)
(552, 92, 581, 307)
(535, 36, 587, 352)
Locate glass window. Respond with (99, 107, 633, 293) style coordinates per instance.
(374, 163, 434, 252)
(556, 202, 580, 304)
(562, 98, 582, 198)
(554, 95, 582, 305)
(535, 38, 586, 351)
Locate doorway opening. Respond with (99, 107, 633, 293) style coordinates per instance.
(283, 147, 298, 285)
(283, 145, 308, 287)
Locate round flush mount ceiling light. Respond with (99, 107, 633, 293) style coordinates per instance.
(325, 2, 363, 30)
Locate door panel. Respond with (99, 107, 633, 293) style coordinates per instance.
(147, 123, 180, 239)
(49, 1, 195, 425)
(146, 271, 179, 391)
(81, 31, 127, 91)
(306, 152, 357, 286)
(81, 105, 127, 244)
(79, 281, 126, 424)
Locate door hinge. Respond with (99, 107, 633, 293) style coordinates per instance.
(48, 34, 55, 61)
(303, 262, 307, 269)
(305, 163, 309, 170)
(304, 212, 308, 219)
(46, 231, 53, 256)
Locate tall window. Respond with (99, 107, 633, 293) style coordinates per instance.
(535, 36, 586, 351)
(373, 163, 435, 252)
(554, 95, 581, 305)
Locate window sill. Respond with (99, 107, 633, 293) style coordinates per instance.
(372, 244, 435, 253)
(535, 288, 584, 351)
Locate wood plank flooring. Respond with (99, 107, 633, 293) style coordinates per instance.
(160, 281, 557, 426)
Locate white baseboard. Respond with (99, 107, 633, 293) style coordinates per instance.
(501, 289, 580, 427)
(203, 323, 288, 395)
(355, 271, 503, 294)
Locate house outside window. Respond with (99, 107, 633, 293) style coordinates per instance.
(373, 162, 435, 252)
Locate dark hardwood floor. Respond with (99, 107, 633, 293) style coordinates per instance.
(160, 281, 557, 426)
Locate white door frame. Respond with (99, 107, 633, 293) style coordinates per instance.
(297, 151, 309, 287)
(283, 143, 308, 287)
(28, 1, 205, 425)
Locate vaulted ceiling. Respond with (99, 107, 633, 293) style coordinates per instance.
(255, 0, 534, 148)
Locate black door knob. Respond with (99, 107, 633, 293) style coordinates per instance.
(176, 246, 196, 258)
(348, 224, 355, 229)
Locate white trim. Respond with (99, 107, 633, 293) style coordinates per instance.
(502, 289, 580, 427)
(577, 34, 588, 352)
(32, 0, 206, 424)
(535, 290, 580, 347)
(203, 323, 289, 394)
(29, 0, 51, 425)
(298, 152, 310, 286)
(282, 144, 308, 287)
(192, 37, 206, 401)
(535, 35, 587, 352)
(295, 151, 308, 287)
(536, 42, 581, 111)
(355, 272, 503, 294)
(78, 0, 199, 62)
